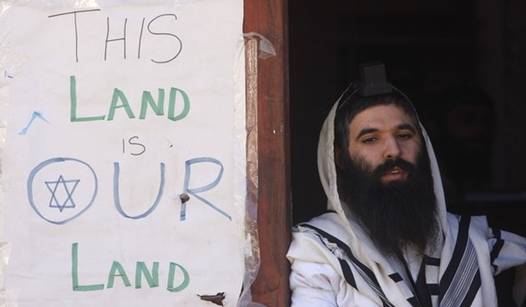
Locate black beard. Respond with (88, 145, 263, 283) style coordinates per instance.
(337, 147, 438, 258)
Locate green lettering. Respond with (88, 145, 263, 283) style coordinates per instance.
(107, 89, 136, 121)
(135, 261, 160, 288)
(167, 87, 190, 121)
(71, 242, 105, 291)
(166, 262, 190, 292)
(107, 261, 132, 288)
(69, 76, 106, 122)
(139, 89, 165, 119)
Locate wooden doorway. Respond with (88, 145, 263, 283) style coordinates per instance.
(244, 1, 291, 306)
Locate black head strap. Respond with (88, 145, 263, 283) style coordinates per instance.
(337, 62, 418, 117)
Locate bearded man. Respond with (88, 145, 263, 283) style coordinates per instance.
(287, 63, 526, 307)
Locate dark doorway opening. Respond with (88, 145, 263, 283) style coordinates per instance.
(289, 2, 526, 305)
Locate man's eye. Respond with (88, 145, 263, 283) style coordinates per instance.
(362, 137, 377, 144)
(397, 133, 413, 139)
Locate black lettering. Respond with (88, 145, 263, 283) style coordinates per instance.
(48, 9, 101, 63)
(147, 14, 182, 64)
(105, 17, 128, 61)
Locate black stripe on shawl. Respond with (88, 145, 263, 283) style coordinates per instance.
(426, 284, 439, 296)
(407, 296, 420, 306)
(388, 273, 403, 283)
(490, 228, 504, 264)
(490, 228, 504, 273)
(439, 215, 471, 299)
(491, 262, 498, 273)
(299, 223, 395, 307)
(459, 270, 481, 307)
(389, 268, 423, 307)
(414, 260, 432, 307)
(338, 258, 357, 289)
(300, 224, 380, 285)
(424, 256, 440, 266)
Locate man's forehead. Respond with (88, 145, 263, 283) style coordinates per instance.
(349, 104, 417, 132)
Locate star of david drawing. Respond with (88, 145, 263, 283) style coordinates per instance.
(44, 175, 80, 212)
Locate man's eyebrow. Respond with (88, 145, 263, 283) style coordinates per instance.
(355, 123, 417, 140)
(356, 128, 378, 140)
(397, 123, 417, 133)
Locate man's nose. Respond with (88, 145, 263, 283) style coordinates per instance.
(383, 137, 401, 160)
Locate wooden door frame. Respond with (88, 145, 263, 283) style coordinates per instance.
(244, 1, 291, 306)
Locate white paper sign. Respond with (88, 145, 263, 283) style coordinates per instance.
(0, 1, 246, 306)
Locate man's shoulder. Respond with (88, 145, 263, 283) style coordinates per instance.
(287, 211, 351, 263)
(444, 212, 490, 232)
(296, 211, 348, 237)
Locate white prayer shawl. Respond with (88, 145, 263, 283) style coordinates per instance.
(287, 97, 526, 306)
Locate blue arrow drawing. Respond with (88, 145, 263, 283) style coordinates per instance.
(19, 111, 49, 135)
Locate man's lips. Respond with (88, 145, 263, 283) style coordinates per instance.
(389, 166, 402, 174)
(374, 158, 415, 182)
(382, 166, 407, 180)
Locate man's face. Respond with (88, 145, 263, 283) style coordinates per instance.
(339, 104, 437, 256)
(347, 104, 422, 184)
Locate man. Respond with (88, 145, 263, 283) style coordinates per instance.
(287, 63, 526, 306)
